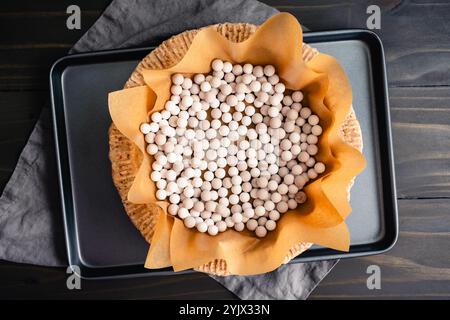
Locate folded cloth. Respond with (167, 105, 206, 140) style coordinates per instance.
(0, 0, 337, 299)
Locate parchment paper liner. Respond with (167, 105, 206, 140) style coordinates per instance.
(108, 13, 365, 276)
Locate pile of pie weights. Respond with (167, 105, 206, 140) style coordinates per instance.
(140, 60, 325, 238)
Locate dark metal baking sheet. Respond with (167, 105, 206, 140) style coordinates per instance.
(50, 29, 398, 279)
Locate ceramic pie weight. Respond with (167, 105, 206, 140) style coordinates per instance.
(108, 23, 363, 276)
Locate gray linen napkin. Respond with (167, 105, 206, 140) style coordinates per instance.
(0, 0, 337, 300)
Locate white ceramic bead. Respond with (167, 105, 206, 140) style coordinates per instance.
(181, 78, 192, 90)
(268, 74, 279, 85)
(200, 81, 211, 92)
(146, 144, 159, 155)
(243, 105, 254, 116)
(184, 216, 196, 228)
(269, 117, 282, 128)
(249, 112, 263, 125)
(299, 107, 310, 119)
(267, 106, 279, 117)
(232, 64, 243, 75)
(277, 183, 288, 195)
(223, 62, 233, 73)
(302, 123, 312, 134)
(246, 219, 258, 231)
(149, 122, 159, 133)
(213, 159, 224, 170)
(255, 226, 267, 237)
(197, 222, 208, 233)
(250, 65, 262, 77)
(207, 225, 219, 236)
(288, 184, 299, 195)
(268, 210, 280, 221)
(234, 222, 245, 232)
(215, 168, 226, 179)
(271, 192, 282, 204)
(193, 73, 205, 84)
(226, 95, 238, 107)
(203, 201, 216, 213)
(307, 168, 318, 180)
(210, 77, 221, 89)
(171, 73, 184, 85)
(258, 217, 268, 226)
(220, 83, 232, 96)
(286, 198, 296, 209)
(280, 139, 292, 151)
(231, 212, 243, 224)
(281, 150, 292, 161)
(156, 179, 166, 190)
(144, 132, 155, 144)
(314, 162, 326, 174)
(212, 59, 224, 72)
(305, 134, 317, 144)
(237, 139, 249, 151)
(263, 65, 275, 77)
(182, 198, 194, 210)
(261, 82, 272, 93)
(284, 174, 295, 185)
(292, 91, 303, 102)
(306, 157, 316, 168)
(240, 171, 251, 183)
(240, 74, 251, 85)
(222, 112, 232, 123)
(225, 217, 234, 228)
(178, 208, 190, 219)
(193, 217, 203, 225)
(216, 221, 227, 232)
(264, 200, 275, 212)
(265, 220, 276, 231)
(295, 191, 307, 204)
(311, 125, 322, 136)
(282, 95, 293, 106)
(224, 73, 235, 83)
(183, 187, 194, 198)
(307, 144, 318, 156)
(201, 211, 211, 219)
(298, 151, 310, 163)
(249, 80, 260, 93)
(254, 206, 265, 217)
(307, 114, 319, 125)
(151, 169, 162, 182)
(168, 204, 179, 216)
(276, 201, 289, 213)
(242, 63, 253, 74)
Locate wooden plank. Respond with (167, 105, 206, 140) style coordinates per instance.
(0, 0, 111, 12)
(0, 92, 46, 190)
(0, 11, 102, 44)
(262, 0, 450, 87)
(310, 199, 450, 299)
(390, 87, 450, 198)
(2, 0, 450, 89)
(0, 262, 236, 299)
(374, 0, 450, 87)
(1, 198, 448, 299)
(0, 91, 46, 122)
(0, 1, 105, 90)
(0, 48, 68, 90)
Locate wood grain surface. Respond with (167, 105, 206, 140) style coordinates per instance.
(0, 0, 449, 299)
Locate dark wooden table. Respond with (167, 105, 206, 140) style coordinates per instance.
(0, 0, 449, 299)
